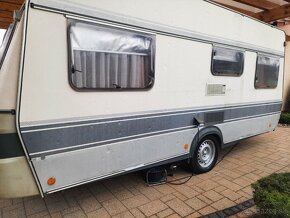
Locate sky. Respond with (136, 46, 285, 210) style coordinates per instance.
(0, 29, 6, 45)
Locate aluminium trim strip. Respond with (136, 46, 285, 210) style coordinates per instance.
(20, 100, 282, 130)
(29, 2, 284, 57)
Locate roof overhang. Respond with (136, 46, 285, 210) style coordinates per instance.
(1, 0, 290, 39)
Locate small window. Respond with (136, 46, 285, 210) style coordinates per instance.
(212, 46, 244, 76)
(68, 20, 155, 90)
(255, 55, 280, 89)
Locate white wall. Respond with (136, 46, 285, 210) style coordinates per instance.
(0, 29, 6, 45)
(278, 24, 290, 111)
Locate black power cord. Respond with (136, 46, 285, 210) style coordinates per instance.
(165, 143, 237, 186)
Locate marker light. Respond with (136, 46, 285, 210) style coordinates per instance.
(47, 177, 56, 186)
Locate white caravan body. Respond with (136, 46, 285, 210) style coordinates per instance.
(0, 0, 285, 197)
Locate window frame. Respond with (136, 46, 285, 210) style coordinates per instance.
(254, 53, 280, 89)
(211, 45, 245, 77)
(67, 19, 156, 92)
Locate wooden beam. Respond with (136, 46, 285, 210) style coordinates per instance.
(1, 0, 24, 4)
(0, 21, 11, 29)
(286, 35, 290, 41)
(0, 10, 13, 18)
(0, 2, 22, 12)
(232, 0, 280, 11)
(213, 2, 256, 17)
(0, 17, 13, 23)
(256, 4, 290, 22)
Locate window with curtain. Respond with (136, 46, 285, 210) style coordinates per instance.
(68, 19, 155, 90)
(211, 46, 244, 76)
(255, 55, 280, 89)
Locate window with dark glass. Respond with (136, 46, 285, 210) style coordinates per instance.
(255, 55, 280, 89)
(212, 46, 244, 76)
(68, 19, 155, 90)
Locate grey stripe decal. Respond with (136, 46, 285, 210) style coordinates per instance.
(24, 113, 196, 156)
(30, 127, 194, 158)
(21, 102, 282, 157)
(21, 101, 282, 131)
(30, 1, 284, 57)
(0, 133, 25, 159)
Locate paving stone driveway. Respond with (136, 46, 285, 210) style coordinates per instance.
(1, 127, 290, 218)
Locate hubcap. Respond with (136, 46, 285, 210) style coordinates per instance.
(197, 139, 216, 168)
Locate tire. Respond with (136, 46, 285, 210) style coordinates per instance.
(190, 135, 219, 174)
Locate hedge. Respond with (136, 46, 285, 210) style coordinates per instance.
(252, 173, 290, 217)
(279, 113, 290, 125)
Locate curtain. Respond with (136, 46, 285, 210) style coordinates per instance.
(72, 50, 149, 89)
(69, 19, 154, 89)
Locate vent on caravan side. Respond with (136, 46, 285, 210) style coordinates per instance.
(206, 84, 226, 95)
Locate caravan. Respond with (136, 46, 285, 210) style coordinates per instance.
(0, 0, 285, 197)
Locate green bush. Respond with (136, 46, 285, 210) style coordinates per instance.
(279, 113, 290, 125)
(252, 173, 290, 217)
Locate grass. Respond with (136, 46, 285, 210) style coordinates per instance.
(252, 173, 290, 218)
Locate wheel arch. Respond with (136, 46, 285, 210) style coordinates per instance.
(189, 125, 223, 159)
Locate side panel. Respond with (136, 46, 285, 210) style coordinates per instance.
(0, 15, 39, 197)
(34, 129, 196, 193)
(18, 8, 284, 194)
(217, 113, 280, 144)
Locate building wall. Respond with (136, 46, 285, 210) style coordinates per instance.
(278, 24, 290, 111)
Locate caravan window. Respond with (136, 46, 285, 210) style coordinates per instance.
(68, 20, 155, 90)
(255, 55, 280, 89)
(211, 46, 244, 76)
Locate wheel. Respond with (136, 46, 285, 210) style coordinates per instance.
(190, 135, 219, 174)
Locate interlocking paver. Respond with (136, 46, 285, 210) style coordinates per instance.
(23, 198, 46, 216)
(202, 190, 223, 202)
(166, 214, 182, 218)
(138, 200, 168, 217)
(122, 194, 149, 210)
(77, 196, 102, 213)
(102, 199, 127, 216)
(166, 198, 194, 217)
(160, 194, 176, 203)
(130, 208, 145, 218)
(113, 188, 135, 201)
(2, 203, 26, 218)
(138, 187, 163, 201)
(198, 205, 216, 216)
(87, 208, 111, 218)
(156, 208, 174, 218)
(0, 127, 289, 217)
(29, 210, 50, 218)
(112, 211, 134, 218)
(211, 198, 236, 210)
(195, 179, 220, 191)
(185, 197, 207, 210)
(217, 178, 243, 191)
(63, 209, 87, 218)
(220, 189, 242, 201)
(46, 199, 69, 214)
